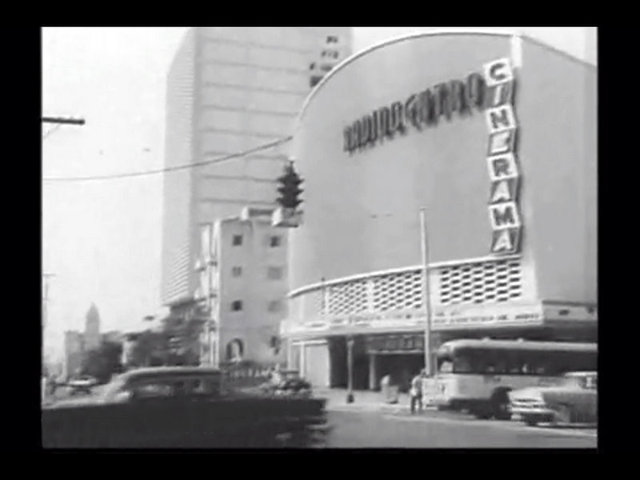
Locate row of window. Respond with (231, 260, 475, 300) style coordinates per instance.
(231, 266, 284, 280)
(230, 299, 283, 313)
(438, 351, 596, 376)
(232, 234, 282, 247)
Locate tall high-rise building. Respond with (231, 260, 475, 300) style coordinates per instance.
(161, 27, 353, 324)
(84, 303, 101, 352)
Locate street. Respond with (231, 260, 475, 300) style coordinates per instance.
(324, 410, 597, 448)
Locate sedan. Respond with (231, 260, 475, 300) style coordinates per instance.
(509, 371, 597, 427)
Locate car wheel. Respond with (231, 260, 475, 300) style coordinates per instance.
(553, 404, 572, 425)
(472, 404, 492, 419)
(524, 416, 538, 427)
(491, 390, 512, 420)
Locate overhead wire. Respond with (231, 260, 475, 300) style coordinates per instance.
(43, 136, 293, 183)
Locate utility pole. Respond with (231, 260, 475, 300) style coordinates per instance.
(42, 273, 56, 381)
(419, 208, 433, 376)
(42, 273, 56, 333)
(346, 336, 355, 403)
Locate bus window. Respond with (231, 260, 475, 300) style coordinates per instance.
(438, 360, 453, 373)
(453, 355, 473, 374)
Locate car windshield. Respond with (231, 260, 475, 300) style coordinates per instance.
(562, 374, 597, 389)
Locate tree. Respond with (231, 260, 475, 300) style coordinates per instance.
(127, 330, 170, 368)
(161, 316, 204, 366)
(82, 341, 123, 384)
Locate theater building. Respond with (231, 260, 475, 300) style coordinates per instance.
(280, 31, 597, 391)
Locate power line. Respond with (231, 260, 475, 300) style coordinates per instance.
(43, 136, 292, 183)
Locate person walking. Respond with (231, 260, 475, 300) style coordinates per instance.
(410, 369, 426, 414)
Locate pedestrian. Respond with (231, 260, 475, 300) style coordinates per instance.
(410, 369, 426, 414)
(48, 375, 57, 397)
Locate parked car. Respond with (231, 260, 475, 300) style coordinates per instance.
(259, 370, 313, 398)
(42, 366, 328, 448)
(67, 375, 98, 395)
(509, 371, 597, 426)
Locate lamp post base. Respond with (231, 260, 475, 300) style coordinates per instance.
(346, 392, 354, 403)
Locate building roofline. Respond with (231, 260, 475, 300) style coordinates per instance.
(288, 253, 522, 298)
(294, 29, 595, 127)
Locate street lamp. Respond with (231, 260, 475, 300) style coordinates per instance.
(346, 336, 355, 403)
(419, 208, 433, 376)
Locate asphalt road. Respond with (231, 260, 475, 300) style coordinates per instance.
(324, 410, 597, 448)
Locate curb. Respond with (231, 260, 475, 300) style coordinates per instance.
(326, 402, 410, 413)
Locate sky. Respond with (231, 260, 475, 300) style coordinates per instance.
(42, 27, 596, 361)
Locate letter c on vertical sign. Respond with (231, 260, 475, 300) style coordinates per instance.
(483, 58, 514, 87)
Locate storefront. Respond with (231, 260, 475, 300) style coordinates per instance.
(282, 31, 597, 390)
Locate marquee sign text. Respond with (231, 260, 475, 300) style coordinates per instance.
(482, 58, 522, 255)
(343, 72, 514, 154)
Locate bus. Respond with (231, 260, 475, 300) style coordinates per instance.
(427, 339, 597, 420)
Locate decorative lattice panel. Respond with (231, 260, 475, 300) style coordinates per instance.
(327, 281, 368, 315)
(372, 271, 423, 312)
(438, 259, 523, 306)
(302, 288, 325, 318)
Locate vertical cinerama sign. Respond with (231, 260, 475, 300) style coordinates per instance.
(483, 58, 522, 255)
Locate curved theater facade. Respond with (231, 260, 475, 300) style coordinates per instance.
(281, 32, 597, 390)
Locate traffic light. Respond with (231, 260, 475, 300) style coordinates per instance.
(276, 161, 303, 210)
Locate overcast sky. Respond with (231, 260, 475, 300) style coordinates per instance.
(42, 27, 596, 360)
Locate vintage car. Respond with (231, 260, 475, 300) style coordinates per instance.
(509, 371, 597, 426)
(258, 370, 313, 398)
(42, 366, 328, 448)
(67, 375, 98, 395)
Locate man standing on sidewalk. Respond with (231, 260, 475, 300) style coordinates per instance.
(410, 370, 426, 414)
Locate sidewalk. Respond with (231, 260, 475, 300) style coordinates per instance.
(316, 388, 416, 413)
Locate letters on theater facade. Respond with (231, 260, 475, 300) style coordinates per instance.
(483, 58, 522, 256)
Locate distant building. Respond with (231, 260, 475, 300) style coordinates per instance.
(84, 303, 101, 351)
(196, 207, 288, 367)
(102, 330, 123, 344)
(121, 332, 140, 368)
(161, 27, 353, 338)
(63, 331, 84, 379)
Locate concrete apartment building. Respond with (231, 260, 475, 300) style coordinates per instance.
(197, 207, 288, 366)
(161, 27, 352, 364)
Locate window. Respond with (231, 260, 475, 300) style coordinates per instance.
(267, 266, 283, 280)
(326, 35, 338, 43)
(453, 355, 473, 374)
(130, 381, 174, 400)
(231, 266, 243, 277)
(226, 339, 244, 361)
(268, 300, 282, 313)
(270, 336, 281, 354)
(438, 360, 453, 374)
(270, 236, 281, 247)
(231, 300, 243, 312)
(232, 235, 243, 246)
